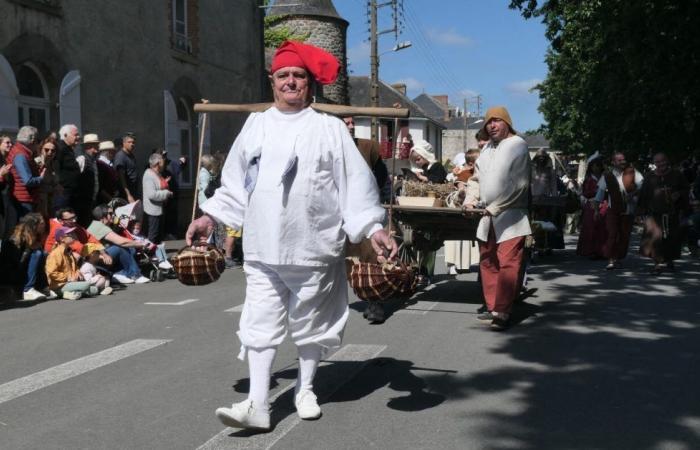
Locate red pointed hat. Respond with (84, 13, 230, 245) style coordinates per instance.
(270, 40, 340, 85)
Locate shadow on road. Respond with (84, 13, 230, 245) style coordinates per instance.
(419, 243, 700, 449)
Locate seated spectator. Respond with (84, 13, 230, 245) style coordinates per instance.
(9, 212, 52, 301)
(45, 227, 95, 300)
(80, 250, 113, 295)
(87, 204, 150, 284)
(45, 208, 111, 262)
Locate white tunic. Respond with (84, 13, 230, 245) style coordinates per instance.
(202, 106, 385, 266)
(594, 168, 643, 214)
(474, 135, 532, 243)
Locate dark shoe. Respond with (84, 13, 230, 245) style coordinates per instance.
(490, 316, 510, 331)
(477, 311, 494, 322)
(476, 304, 488, 314)
(366, 302, 385, 324)
(605, 262, 616, 270)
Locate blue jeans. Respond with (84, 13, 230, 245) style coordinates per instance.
(104, 245, 141, 278)
(24, 249, 46, 292)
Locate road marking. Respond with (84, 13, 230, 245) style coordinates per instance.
(224, 304, 244, 313)
(0, 339, 170, 405)
(145, 299, 199, 306)
(397, 301, 439, 315)
(197, 344, 386, 450)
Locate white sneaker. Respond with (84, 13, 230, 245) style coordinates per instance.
(134, 276, 151, 284)
(62, 291, 82, 300)
(215, 399, 270, 430)
(100, 286, 113, 296)
(46, 289, 59, 300)
(22, 288, 47, 301)
(158, 260, 173, 270)
(295, 390, 321, 420)
(113, 274, 134, 284)
(448, 265, 458, 275)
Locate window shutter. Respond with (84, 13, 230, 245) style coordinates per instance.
(163, 90, 180, 157)
(0, 54, 19, 132)
(59, 70, 82, 131)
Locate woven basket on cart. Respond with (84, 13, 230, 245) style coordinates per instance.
(172, 245, 226, 286)
(348, 260, 418, 303)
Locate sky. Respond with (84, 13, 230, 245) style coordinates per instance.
(333, 0, 549, 132)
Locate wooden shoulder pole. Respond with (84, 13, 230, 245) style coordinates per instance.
(191, 99, 209, 223)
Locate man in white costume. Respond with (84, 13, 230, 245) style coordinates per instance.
(186, 41, 397, 430)
(464, 106, 531, 331)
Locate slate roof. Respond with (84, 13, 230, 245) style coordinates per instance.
(412, 93, 448, 122)
(348, 76, 445, 128)
(268, 0, 345, 21)
(443, 116, 485, 130)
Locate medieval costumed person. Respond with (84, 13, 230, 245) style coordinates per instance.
(576, 152, 608, 258)
(638, 153, 689, 274)
(185, 41, 397, 431)
(593, 152, 643, 270)
(464, 106, 531, 331)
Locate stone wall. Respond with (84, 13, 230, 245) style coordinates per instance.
(269, 17, 348, 104)
(442, 129, 479, 163)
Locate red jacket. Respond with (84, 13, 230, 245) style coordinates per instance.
(7, 142, 40, 204)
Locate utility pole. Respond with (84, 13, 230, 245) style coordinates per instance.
(370, 0, 379, 141)
(476, 94, 483, 118)
(368, 0, 404, 141)
(462, 97, 468, 151)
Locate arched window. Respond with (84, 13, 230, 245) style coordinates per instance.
(177, 98, 194, 184)
(16, 63, 50, 132)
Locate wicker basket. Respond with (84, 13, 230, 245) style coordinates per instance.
(172, 245, 226, 286)
(347, 260, 418, 303)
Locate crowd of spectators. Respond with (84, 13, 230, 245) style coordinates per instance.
(0, 124, 194, 302)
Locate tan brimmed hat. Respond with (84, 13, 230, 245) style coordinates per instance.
(83, 133, 100, 145)
(481, 106, 516, 134)
(99, 141, 115, 151)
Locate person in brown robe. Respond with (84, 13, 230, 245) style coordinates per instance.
(638, 153, 689, 273)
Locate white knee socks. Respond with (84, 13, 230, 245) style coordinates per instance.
(247, 347, 277, 409)
(295, 344, 322, 394)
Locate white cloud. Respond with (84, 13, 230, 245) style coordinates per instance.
(505, 79, 542, 95)
(426, 28, 473, 46)
(392, 77, 425, 92)
(347, 41, 370, 69)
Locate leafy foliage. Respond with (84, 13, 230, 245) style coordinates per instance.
(264, 15, 311, 49)
(509, 0, 700, 161)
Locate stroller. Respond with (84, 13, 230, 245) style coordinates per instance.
(109, 198, 176, 282)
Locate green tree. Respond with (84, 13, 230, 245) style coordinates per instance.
(264, 15, 310, 49)
(510, 0, 700, 161)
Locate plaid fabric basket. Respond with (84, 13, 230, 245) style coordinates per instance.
(348, 260, 418, 303)
(172, 245, 226, 286)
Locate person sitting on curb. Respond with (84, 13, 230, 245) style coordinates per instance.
(45, 227, 96, 300)
(87, 204, 150, 284)
(79, 250, 113, 295)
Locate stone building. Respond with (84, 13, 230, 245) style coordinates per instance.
(266, 0, 348, 104)
(0, 0, 265, 231)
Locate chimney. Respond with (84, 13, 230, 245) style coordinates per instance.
(391, 83, 407, 96)
(432, 95, 448, 106)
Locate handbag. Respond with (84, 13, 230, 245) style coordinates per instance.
(171, 244, 225, 286)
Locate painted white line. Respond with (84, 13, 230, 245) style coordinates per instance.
(0, 339, 170, 405)
(197, 344, 386, 450)
(224, 304, 244, 313)
(397, 301, 439, 315)
(145, 299, 199, 306)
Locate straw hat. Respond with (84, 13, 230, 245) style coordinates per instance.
(83, 133, 100, 145)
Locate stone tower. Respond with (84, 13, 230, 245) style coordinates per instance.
(267, 0, 348, 104)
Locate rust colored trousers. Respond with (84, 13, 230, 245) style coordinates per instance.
(604, 213, 633, 260)
(479, 226, 526, 314)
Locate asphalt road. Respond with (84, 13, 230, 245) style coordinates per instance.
(1, 237, 699, 450)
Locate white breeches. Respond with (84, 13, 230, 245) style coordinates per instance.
(237, 260, 349, 360)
